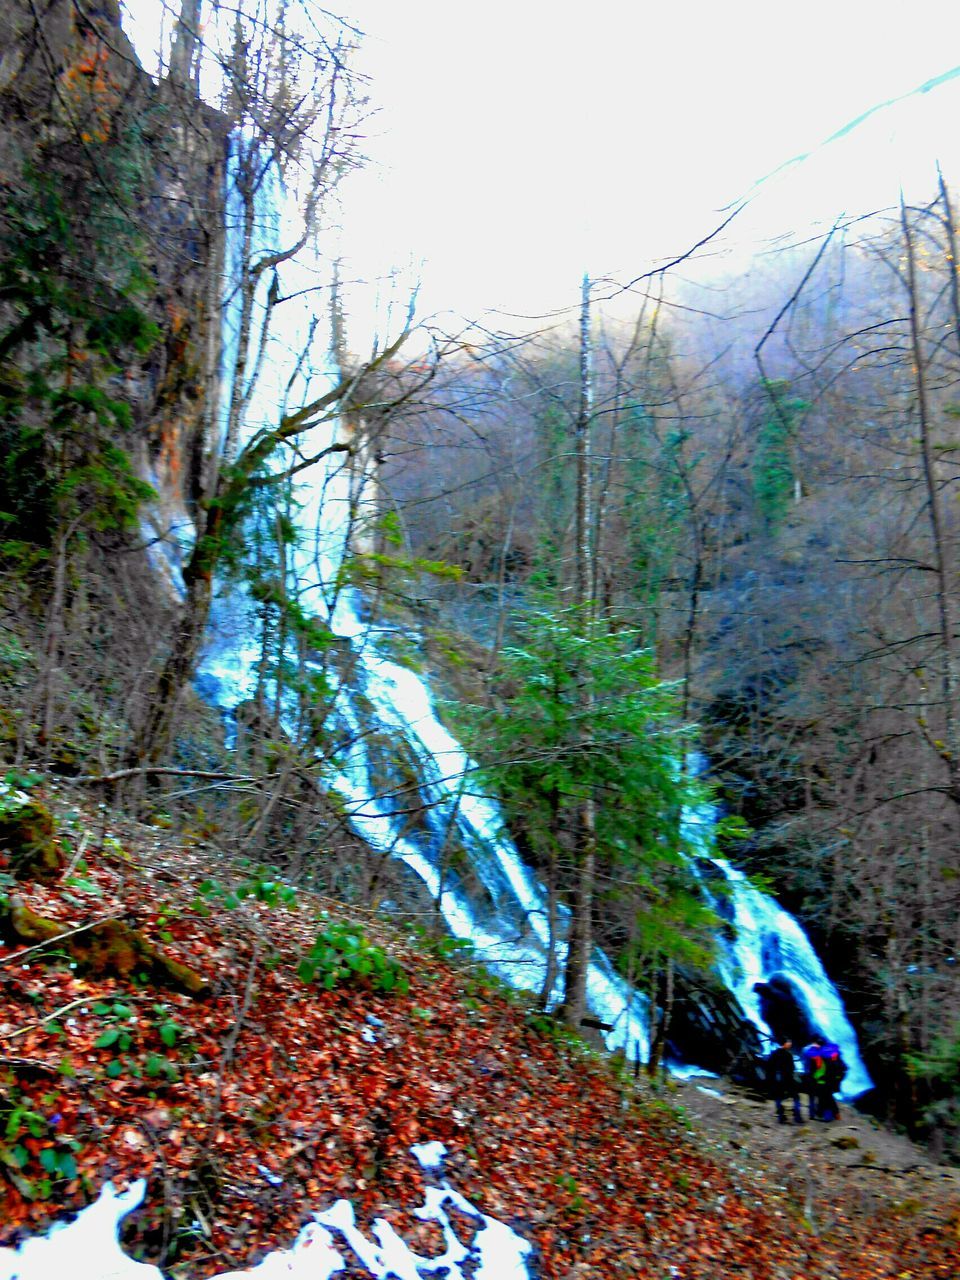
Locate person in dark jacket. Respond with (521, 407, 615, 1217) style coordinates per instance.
(767, 1037, 803, 1124)
(818, 1042, 846, 1122)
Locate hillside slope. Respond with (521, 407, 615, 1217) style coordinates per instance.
(1, 780, 958, 1279)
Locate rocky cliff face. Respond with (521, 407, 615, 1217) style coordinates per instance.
(0, 0, 226, 566)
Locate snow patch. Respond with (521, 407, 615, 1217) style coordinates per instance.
(410, 1141, 447, 1171)
(1, 1149, 534, 1280)
(0, 1180, 160, 1280)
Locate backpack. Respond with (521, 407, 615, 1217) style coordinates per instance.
(822, 1044, 846, 1089)
(801, 1044, 825, 1084)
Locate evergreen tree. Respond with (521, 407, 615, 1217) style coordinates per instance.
(460, 603, 718, 1032)
(752, 378, 808, 530)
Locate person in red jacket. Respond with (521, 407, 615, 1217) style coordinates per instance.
(800, 1037, 824, 1119)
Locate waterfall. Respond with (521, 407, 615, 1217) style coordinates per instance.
(683, 764, 872, 1097)
(5, 130, 878, 1280)
(191, 139, 871, 1093)
(707, 859, 872, 1096)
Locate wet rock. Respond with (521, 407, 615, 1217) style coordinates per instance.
(667, 969, 764, 1083)
(753, 974, 818, 1045)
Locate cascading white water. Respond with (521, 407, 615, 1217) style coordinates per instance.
(708, 859, 872, 1097)
(193, 140, 870, 1091)
(682, 761, 872, 1097)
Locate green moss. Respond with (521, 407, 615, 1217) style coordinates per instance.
(376, 631, 426, 674)
(1, 896, 210, 997)
(0, 792, 64, 883)
(365, 732, 429, 828)
(7, 897, 61, 942)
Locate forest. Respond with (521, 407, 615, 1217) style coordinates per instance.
(0, 0, 959, 1274)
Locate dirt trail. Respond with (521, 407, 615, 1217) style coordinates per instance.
(675, 1073, 960, 1241)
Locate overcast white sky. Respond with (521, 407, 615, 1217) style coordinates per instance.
(342, 0, 960, 325)
(125, 1, 960, 333)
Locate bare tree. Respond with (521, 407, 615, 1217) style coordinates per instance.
(128, 0, 416, 765)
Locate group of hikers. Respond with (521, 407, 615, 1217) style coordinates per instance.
(766, 1034, 847, 1124)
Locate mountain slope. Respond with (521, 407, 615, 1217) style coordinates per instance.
(1, 779, 958, 1278)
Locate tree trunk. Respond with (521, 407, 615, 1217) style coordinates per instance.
(647, 958, 675, 1079)
(539, 842, 559, 1012)
(169, 0, 202, 89)
(560, 272, 596, 1030)
(39, 526, 69, 746)
(901, 195, 960, 806)
(560, 798, 595, 1029)
(572, 271, 593, 609)
(127, 514, 220, 766)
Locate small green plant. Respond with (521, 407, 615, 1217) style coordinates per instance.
(2, 769, 42, 791)
(64, 856, 104, 899)
(462, 964, 524, 1006)
(0, 1081, 81, 1198)
(0, 631, 32, 673)
(0, 779, 34, 818)
(91, 1000, 185, 1082)
(525, 1011, 563, 1039)
(92, 999, 138, 1078)
(298, 918, 409, 995)
(156, 901, 181, 944)
(193, 871, 298, 915)
(409, 925, 475, 964)
(641, 1095, 689, 1128)
(143, 1003, 187, 1082)
(554, 1171, 586, 1214)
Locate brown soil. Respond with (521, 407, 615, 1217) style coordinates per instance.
(675, 1073, 960, 1241)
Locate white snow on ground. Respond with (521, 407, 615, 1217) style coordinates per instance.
(0, 1145, 534, 1280)
(0, 1181, 159, 1280)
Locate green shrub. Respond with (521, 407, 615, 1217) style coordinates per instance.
(91, 999, 186, 1082)
(193, 871, 297, 914)
(298, 918, 408, 995)
(409, 924, 475, 964)
(0, 1078, 82, 1198)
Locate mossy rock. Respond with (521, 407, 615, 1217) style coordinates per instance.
(0, 795, 64, 883)
(831, 1134, 860, 1150)
(47, 736, 83, 776)
(2, 895, 210, 997)
(365, 732, 429, 829)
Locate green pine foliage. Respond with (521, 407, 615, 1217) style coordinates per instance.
(752, 378, 807, 530)
(459, 603, 719, 978)
(908, 1027, 960, 1158)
